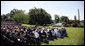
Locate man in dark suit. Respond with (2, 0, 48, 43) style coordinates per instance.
(62, 28, 68, 37)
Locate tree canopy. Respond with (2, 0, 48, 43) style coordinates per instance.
(54, 14, 59, 23)
(28, 7, 52, 25)
(11, 9, 29, 24)
(60, 16, 69, 24)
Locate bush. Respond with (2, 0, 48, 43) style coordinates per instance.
(78, 24, 84, 27)
(63, 24, 71, 27)
(71, 23, 78, 27)
(67, 24, 71, 27)
(47, 24, 53, 26)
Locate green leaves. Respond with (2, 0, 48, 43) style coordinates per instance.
(60, 16, 69, 24)
(54, 14, 59, 23)
(28, 8, 52, 25)
(12, 9, 29, 24)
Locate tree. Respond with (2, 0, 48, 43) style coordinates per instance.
(60, 16, 69, 24)
(69, 20, 74, 24)
(1, 14, 8, 21)
(28, 7, 52, 25)
(12, 9, 29, 24)
(9, 9, 25, 18)
(81, 20, 84, 23)
(10, 9, 18, 17)
(1, 15, 4, 21)
(74, 15, 77, 23)
(54, 14, 59, 23)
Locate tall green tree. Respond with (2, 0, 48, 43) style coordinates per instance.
(54, 14, 59, 23)
(10, 9, 18, 18)
(60, 16, 69, 24)
(74, 15, 77, 23)
(12, 9, 29, 24)
(28, 7, 52, 25)
(10, 9, 25, 18)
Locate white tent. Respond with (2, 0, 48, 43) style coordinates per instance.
(53, 23, 62, 27)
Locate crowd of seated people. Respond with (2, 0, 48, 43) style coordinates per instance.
(1, 21, 68, 45)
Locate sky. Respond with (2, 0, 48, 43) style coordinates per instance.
(1, 1, 84, 20)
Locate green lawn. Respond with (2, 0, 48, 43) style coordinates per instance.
(22, 24, 84, 45)
(41, 27, 84, 45)
(22, 24, 35, 27)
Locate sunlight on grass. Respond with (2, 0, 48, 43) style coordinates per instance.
(22, 24, 35, 27)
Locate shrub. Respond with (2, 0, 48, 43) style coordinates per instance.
(71, 23, 78, 27)
(67, 24, 71, 27)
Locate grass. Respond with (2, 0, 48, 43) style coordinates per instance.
(22, 24, 84, 45)
(41, 27, 84, 45)
(22, 24, 35, 27)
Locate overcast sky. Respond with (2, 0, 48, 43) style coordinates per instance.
(1, 1, 84, 20)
